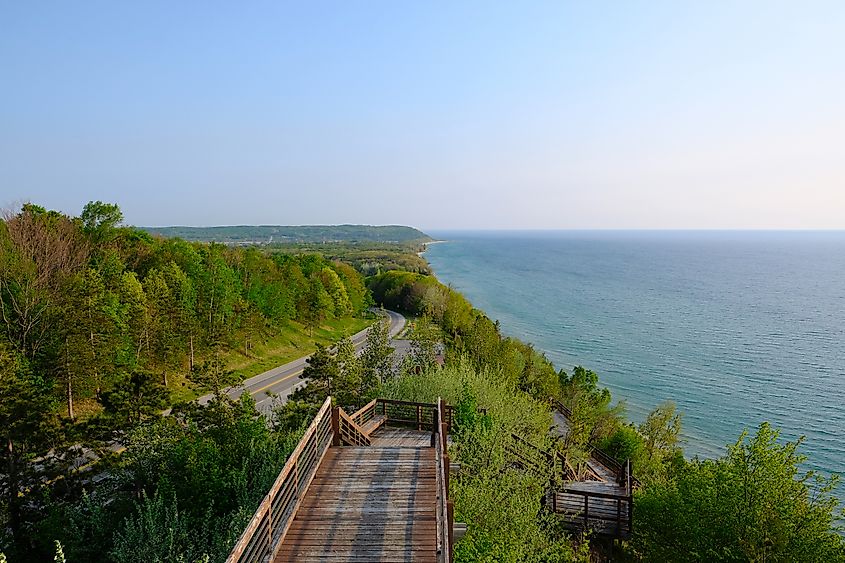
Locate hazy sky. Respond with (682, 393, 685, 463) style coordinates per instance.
(2, 2, 843, 230)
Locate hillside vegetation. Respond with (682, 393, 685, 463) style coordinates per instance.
(142, 224, 433, 245)
(0, 202, 374, 561)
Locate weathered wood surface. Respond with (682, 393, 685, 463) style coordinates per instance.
(274, 432, 438, 562)
(360, 414, 388, 436)
(563, 479, 627, 496)
(370, 427, 433, 448)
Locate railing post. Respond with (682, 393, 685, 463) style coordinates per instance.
(447, 499, 454, 561)
(616, 497, 621, 536)
(416, 405, 421, 431)
(444, 455, 450, 496)
(264, 497, 272, 556)
(583, 495, 589, 528)
(331, 407, 340, 446)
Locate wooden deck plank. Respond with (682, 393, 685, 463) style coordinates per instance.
(274, 429, 438, 563)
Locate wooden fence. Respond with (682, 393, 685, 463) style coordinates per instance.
(554, 486, 632, 538)
(434, 398, 453, 563)
(226, 396, 333, 563)
(551, 398, 640, 489)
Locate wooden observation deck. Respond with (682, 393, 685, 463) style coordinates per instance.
(227, 398, 456, 563)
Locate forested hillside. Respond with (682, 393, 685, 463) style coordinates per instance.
(142, 224, 433, 245)
(1, 202, 370, 418)
(0, 202, 375, 561)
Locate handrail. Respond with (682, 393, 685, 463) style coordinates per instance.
(555, 486, 633, 537)
(349, 398, 378, 426)
(559, 487, 632, 501)
(552, 397, 639, 489)
(434, 397, 453, 563)
(376, 398, 445, 431)
(505, 433, 554, 478)
(227, 396, 333, 563)
(335, 406, 371, 446)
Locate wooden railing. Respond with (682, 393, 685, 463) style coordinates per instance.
(554, 486, 633, 538)
(226, 396, 333, 563)
(551, 397, 640, 489)
(505, 432, 578, 483)
(374, 398, 453, 431)
(434, 398, 453, 563)
(506, 433, 555, 478)
(333, 406, 371, 446)
(349, 398, 378, 427)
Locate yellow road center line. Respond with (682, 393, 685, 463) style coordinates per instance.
(249, 369, 304, 396)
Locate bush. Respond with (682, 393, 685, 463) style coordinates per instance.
(631, 423, 845, 562)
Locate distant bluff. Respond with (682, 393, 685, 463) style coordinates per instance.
(141, 224, 433, 245)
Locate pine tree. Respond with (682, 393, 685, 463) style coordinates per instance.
(297, 344, 339, 401)
(361, 318, 394, 389)
(334, 336, 362, 406)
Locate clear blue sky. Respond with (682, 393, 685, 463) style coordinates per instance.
(2, 2, 843, 229)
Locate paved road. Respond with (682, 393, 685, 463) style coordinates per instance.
(196, 309, 406, 415)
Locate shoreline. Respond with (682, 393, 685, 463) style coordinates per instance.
(418, 239, 447, 257)
(420, 237, 747, 463)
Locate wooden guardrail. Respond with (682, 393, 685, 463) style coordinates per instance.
(434, 397, 453, 563)
(555, 486, 632, 538)
(333, 406, 371, 446)
(226, 396, 333, 563)
(349, 398, 378, 426)
(505, 433, 578, 483)
(373, 398, 452, 431)
(506, 433, 555, 478)
(551, 398, 640, 489)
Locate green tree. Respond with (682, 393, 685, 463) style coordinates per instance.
(360, 317, 394, 388)
(188, 348, 240, 398)
(302, 275, 333, 336)
(334, 336, 362, 406)
(115, 271, 148, 366)
(632, 423, 845, 561)
(557, 366, 622, 458)
(80, 200, 123, 235)
(319, 267, 351, 317)
(100, 369, 168, 426)
(58, 268, 121, 419)
(196, 244, 239, 344)
(295, 344, 339, 401)
(144, 264, 195, 386)
(0, 342, 59, 555)
(406, 316, 438, 373)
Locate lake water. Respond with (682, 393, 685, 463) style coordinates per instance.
(425, 231, 845, 495)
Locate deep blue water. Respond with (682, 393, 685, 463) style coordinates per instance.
(425, 231, 845, 494)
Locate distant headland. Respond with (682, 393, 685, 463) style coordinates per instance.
(141, 224, 433, 245)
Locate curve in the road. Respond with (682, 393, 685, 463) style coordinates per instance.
(196, 309, 406, 414)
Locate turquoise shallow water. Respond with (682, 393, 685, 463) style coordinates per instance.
(425, 231, 845, 496)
